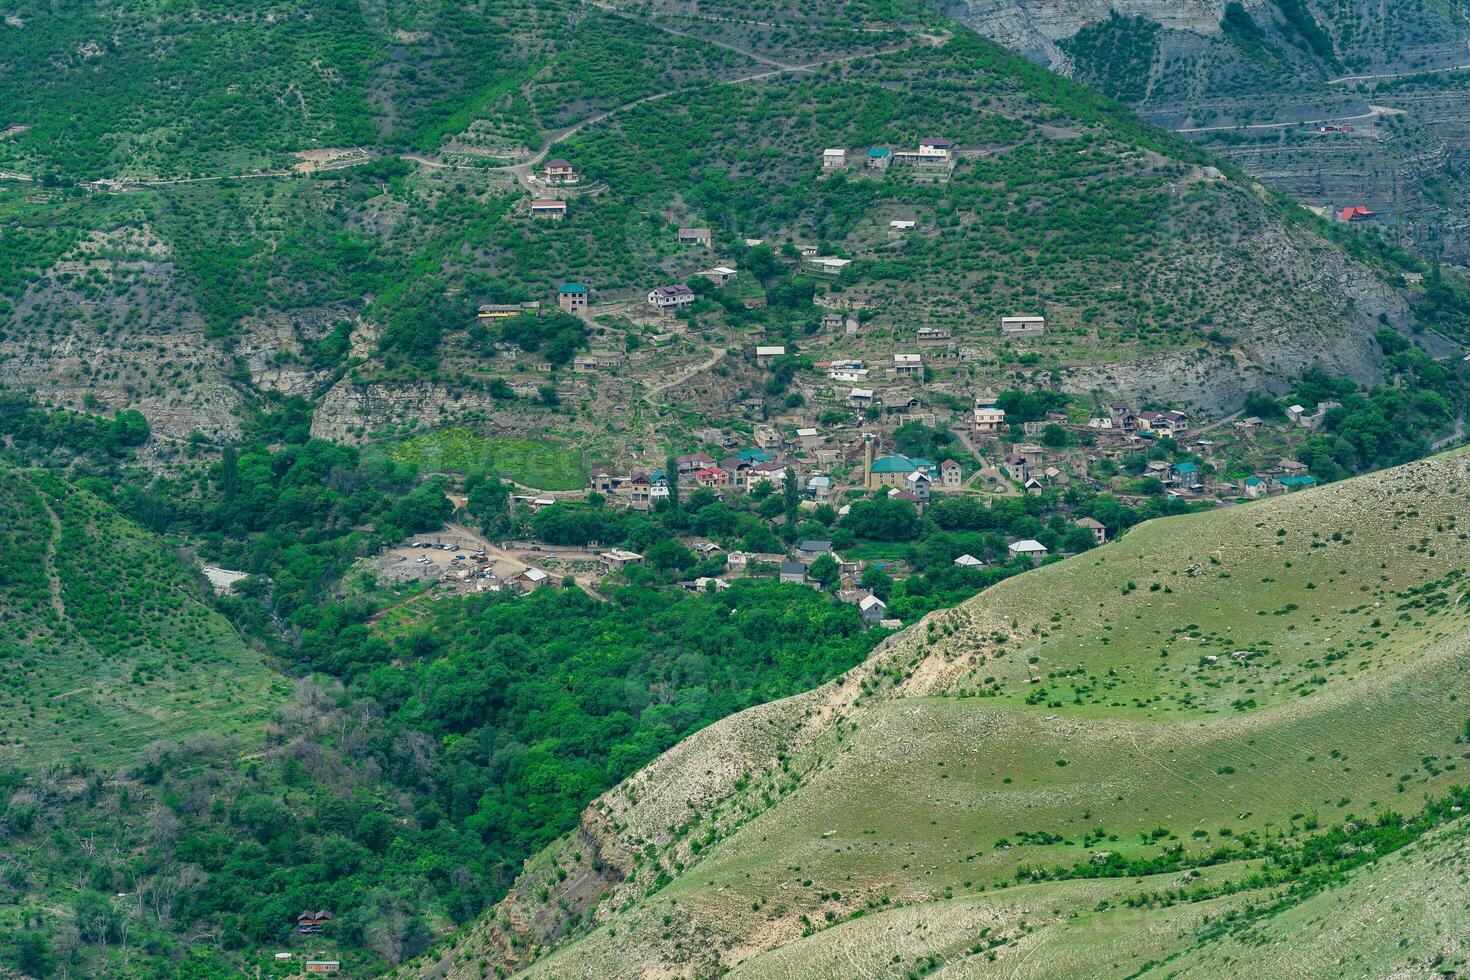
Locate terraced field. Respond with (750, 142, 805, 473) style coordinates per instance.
(416, 448, 1470, 977)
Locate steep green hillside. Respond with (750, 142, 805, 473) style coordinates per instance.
(0, 465, 281, 765)
(414, 448, 1470, 976)
(1, 0, 1457, 457)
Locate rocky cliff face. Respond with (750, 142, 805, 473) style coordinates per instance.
(935, 0, 1229, 65)
(934, 0, 1470, 260)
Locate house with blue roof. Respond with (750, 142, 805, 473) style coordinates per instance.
(866, 147, 892, 170)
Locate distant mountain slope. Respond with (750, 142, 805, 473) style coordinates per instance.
(0, 464, 281, 764)
(932, 0, 1470, 260)
(413, 447, 1470, 976)
(3, 0, 1455, 453)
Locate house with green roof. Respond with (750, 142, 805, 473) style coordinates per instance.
(557, 282, 589, 313)
(870, 454, 925, 489)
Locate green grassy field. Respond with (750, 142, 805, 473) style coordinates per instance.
(0, 466, 283, 766)
(375, 428, 587, 490)
(422, 448, 1470, 978)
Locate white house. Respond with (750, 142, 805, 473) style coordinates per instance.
(859, 593, 887, 625)
(822, 148, 847, 169)
(804, 256, 851, 276)
(1008, 539, 1048, 562)
(953, 553, 984, 568)
(648, 284, 696, 309)
(893, 353, 923, 377)
(699, 266, 738, 286)
(755, 345, 787, 367)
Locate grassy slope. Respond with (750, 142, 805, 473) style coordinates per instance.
(416, 448, 1470, 977)
(0, 465, 283, 766)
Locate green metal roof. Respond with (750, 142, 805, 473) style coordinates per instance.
(871, 455, 918, 474)
(559, 282, 589, 293)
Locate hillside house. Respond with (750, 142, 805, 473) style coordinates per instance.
(821, 311, 860, 333)
(305, 963, 341, 975)
(694, 466, 729, 487)
(648, 284, 696, 309)
(797, 540, 834, 561)
(694, 426, 732, 446)
(1003, 453, 1027, 482)
(1278, 458, 1309, 476)
(806, 474, 833, 502)
(754, 422, 783, 449)
(749, 461, 790, 488)
(973, 400, 1006, 434)
(1001, 315, 1046, 338)
(822, 148, 847, 169)
(1243, 476, 1268, 498)
(296, 911, 334, 935)
(779, 561, 809, 584)
(940, 459, 963, 487)
(675, 452, 718, 474)
(557, 282, 589, 313)
(1008, 539, 1048, 562)
(795, 427, 823, 451)
(1074, 517, 1106, 545)
(849, 387, 875, 409)
(519, 567, 551, 590)
(1288, 401, 1337, 429)
(953, 553, 984, 568)
(755, 345, 787, 367)
(894, 138, 955, 165)
(890, 219, 917, 237)
(477, 304, 523, 319)
(599, 549, 644, 571)
(804, 255, 852, 276)
(870, 454, 927, 489)
(1340, 204, 1375, 222)
(866, 147, 892, 169)
(677, 227, 713, 247)
(1280, 475, 1319, 491)
(699, 266, 737, 286)
(1234, 415, 1264, 436)
(1138, 410, 1189, 435)
(859, 593, 887, 625)
(726, 550, 785, 570)
(1172, 461, 1200, 486)
(531, 199, 567, 220)
(905, 469, 931, 504)
(893, 353, 923, 377)
(543, 158, 578, 184)
(917, 326, 951, 342)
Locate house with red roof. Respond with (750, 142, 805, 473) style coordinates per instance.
(1339, 204, 1375, 222)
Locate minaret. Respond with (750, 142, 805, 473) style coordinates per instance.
(863, 433, 875, 491)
